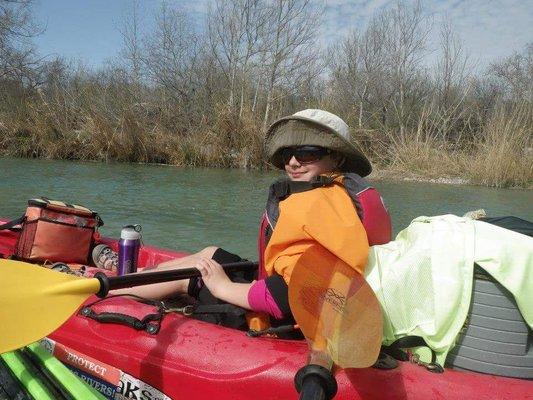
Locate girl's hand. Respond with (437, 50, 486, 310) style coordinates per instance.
(195, 257, 231, 298)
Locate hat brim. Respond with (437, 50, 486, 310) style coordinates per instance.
(266, 117, 372, 177)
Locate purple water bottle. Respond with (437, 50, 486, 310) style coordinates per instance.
(118, 224, 142, 276)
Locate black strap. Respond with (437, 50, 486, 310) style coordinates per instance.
(381, 336, 444, 373)
(372, 351, 399, 370)
(247, 324, 297, 338)
(264, 175, 342, 232)
(382, 336, 430, 361)
(0, 216, 25, 232)
(192, 303, 247, 316)
(271, 175, 337, 201)
(17, 348, 71, 400)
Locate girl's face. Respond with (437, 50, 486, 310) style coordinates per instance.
(283, 146, 340, 181)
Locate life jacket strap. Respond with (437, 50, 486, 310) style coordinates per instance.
(271, 175, 337, 200)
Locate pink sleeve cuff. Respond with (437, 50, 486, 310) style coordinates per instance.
(247, 279, 284, 320)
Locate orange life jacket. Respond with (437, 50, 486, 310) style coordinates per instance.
(257, 173, 392, 279)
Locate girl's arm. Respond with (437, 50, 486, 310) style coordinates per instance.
(215, 281, 254, 309)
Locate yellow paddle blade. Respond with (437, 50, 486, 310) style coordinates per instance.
(288, 246, 383, 369)
(0, 259, 101, 354)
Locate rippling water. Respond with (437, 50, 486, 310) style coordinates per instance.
(1, 157, 531, 259)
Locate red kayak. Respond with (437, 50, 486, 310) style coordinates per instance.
(0, 221, 531, 400)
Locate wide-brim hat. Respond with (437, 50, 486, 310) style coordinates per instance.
(265, 109, 372, 177)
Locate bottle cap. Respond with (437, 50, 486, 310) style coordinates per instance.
(121, 224, 142, 240)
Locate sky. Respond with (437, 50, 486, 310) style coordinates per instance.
(32, 0, 532, 71)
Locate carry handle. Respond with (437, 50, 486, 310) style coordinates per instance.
(79, 307, 162, 334)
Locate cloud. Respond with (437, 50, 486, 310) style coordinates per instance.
(32, 0, 531, 70)
(319, 0, 532, 68)
(125, 0, 533, 69)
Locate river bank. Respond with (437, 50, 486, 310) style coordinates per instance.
(2, 151, 530, 189)
(2, 102, 531, 189)
(369, 169, 470, 186)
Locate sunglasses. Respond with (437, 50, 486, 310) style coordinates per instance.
(280, 146, 331, 165)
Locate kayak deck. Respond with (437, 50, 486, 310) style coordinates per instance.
(48, 295, 532, 400)
(0, 219, 532, 399)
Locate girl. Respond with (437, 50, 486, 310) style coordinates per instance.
(104, 109, 391, 327)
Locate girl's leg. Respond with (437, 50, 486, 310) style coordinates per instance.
(110, 246, 219, 299)
(156, 246, 219, 269)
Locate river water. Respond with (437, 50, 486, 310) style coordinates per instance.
(1, 157, 531, 259)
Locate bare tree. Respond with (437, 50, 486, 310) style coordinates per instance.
(385, 1, 431, 134)
(432, 19, 472, 140)
(142, 3, 201, 115)
(261, 0, 323, 128)
(207, 0, 268, 116)
(489, 43, 533, 101)
(329, 23, 389, 127)
(328, 1, 430, 132)
(118, 0, 143, 86)
(0, 0, 41, 84)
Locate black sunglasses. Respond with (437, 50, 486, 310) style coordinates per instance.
(280, 146, 331, 165)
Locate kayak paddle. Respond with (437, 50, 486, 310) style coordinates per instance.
(288, 246, 383, 400)
(0, 258, 256, 354)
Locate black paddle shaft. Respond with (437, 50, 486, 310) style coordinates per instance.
(295, 365, 338, 400)
(94, 261, 258, 297)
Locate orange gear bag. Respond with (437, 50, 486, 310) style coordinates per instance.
(3, 198, 103, 264)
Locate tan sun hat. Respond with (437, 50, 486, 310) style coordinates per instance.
(265, 109, 372, 177)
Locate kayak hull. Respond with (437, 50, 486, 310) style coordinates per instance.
(0, 219, 531, 399)
(48, 298, 532, 400)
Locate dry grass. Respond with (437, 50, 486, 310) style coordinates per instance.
(1, 91, 531, 188)
(467, 103, 533, 188)
(366, 106, 465, 180)
(160, 105, 266, 169)
(380, 135, 463, 179)
(363, 103, 532, 188)
(0, 96, 267, 169)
